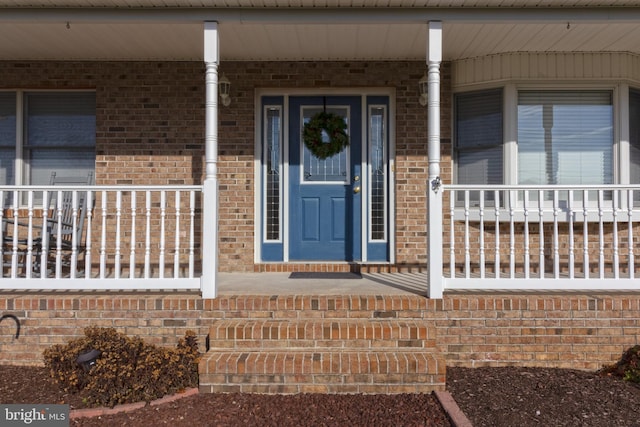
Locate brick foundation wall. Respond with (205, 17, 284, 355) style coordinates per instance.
(440, 294, 640, 370)
(0, 292, 637, 371)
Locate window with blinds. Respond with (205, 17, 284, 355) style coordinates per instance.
(454, 89, 503, 186)
(0, 92, 16, 186)
(517, 90, 613, 186)
(24, 92, 96, 186)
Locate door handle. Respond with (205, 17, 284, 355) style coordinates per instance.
(353, 186, 361, 194)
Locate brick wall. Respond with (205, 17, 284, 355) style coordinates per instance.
(0, 60, 449, 273)
(0, 293, 637, 370)
(440, 294, 640, 370)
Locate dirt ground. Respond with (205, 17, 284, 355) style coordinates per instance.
(1, 365, 640, 426)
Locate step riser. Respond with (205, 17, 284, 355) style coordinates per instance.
(208, 321, 436, 349)
(201, 352, 443, 375)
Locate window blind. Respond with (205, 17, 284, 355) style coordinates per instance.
(0, 93, 16, 185)
(24, 92, 96, 185)
(518, 91, 613, 186)
(455, 89, 503, 185)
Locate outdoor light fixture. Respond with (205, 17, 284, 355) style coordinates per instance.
(219, 74, 231, 107)
(76, 349, 101, 372)
(418, 72, 428, 106)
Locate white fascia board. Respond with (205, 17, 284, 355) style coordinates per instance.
(2, 7, 640, 24)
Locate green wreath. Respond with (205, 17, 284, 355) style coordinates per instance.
(303, 112, 349, 160)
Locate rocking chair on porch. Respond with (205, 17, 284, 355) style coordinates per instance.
(2, 172, 94, 277)
(35, 171, 94, 277)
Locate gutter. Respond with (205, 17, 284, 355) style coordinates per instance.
(0, 7, 640, 24)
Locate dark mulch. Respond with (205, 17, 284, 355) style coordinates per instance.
(1, 364, 640, 426)
(0, 365, 450, 427)
(447, 366, 640, 427)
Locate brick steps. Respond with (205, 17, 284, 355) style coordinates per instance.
(199, 295, 445, 394)
(199, 350, 443, 394)
(206, 319, 435, 349)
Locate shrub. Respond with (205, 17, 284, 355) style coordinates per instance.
(43, 327, 200, 407)
(601, 345, 640, 384)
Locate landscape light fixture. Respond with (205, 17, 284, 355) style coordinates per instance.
(76, 349, 101, 372)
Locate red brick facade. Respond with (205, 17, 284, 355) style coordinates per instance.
(0, 60, 450, 272)
(1, 293, 638, 372)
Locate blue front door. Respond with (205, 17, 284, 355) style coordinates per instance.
(289, 96, 362, 261)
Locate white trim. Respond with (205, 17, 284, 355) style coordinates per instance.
(253, 92, 262, 263)
(454, 82, 626, 197)
(282, 95, 291, 263)
(444, 278, 640, 292)
(366, 103, 389, 245)
(361, 96, 368, 262)
(388, 93, 397, 265)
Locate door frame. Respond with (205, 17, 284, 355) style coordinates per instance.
(254, 87, 396, 264)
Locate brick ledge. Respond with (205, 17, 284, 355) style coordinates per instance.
(69, 387, 199, 420)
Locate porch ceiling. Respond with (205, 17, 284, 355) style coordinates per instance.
(0, 4, 640, 61)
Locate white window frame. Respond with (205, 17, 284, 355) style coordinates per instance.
(454, 82, 626, 202)
(0, 89, 96, 188)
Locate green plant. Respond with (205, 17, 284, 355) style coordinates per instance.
(601, 345, 640, 384)
(43, 327, 200, 407)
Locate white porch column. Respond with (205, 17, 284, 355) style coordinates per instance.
(427, 21, 443, 299)
(202, 21, 220, 298)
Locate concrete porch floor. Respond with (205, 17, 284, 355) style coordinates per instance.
(216, 272, 429, 296)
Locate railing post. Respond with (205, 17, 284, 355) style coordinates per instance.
(427, 21, 443, 299)
(201, 21, 220, 299)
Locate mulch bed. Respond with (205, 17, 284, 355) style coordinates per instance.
(1, 364, 639, 426)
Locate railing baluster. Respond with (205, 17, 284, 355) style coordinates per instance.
(189, 190, 195, 278)
(523, 190, 529, 279)
(70, 191, 79, 279)
(25, 191, 34, 278)
(159, 191, 166, 279)
(10, 190, 19, 278)
(598, 190, 605, 279)
(130, 190, 137, 279)
(494, 189, 500, 279)
(144, 190, 151, 279)
(84, 189, 93, 279)
(115, 191, 122, 279)
(100, 190, 107, 279)
(628, 189, 634, 279)
(509, 190, 515, 279)
(568, 190, 575, 279)
(449, 189, 455, 278)
(464, 190, 470, 279)
(613, 189, 619, 279)
(553, 190, 559, 279)
(54, 190, 63, 279)
(479, 190, 485, 279)
(538, 190, 545, 278)
(174, 191, 181, 278)
(583, 190, 589, 279)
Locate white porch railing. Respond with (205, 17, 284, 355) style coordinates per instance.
(0, 185, 202, 291)
(441, 184, 640, 292)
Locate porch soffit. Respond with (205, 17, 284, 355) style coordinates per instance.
(0, 5, 640, 61)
